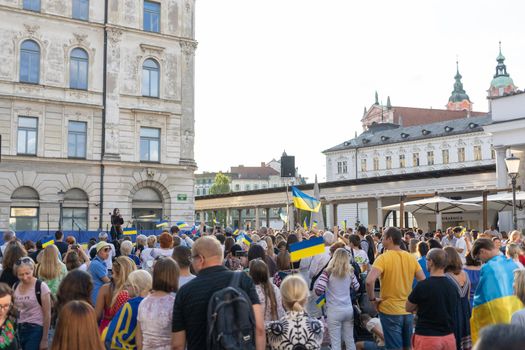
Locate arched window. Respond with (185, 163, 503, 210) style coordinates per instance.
(132, 187, 163, 230)
(70, 48, 88, 90)
(142, 58, 159, 97)
(63, 188, 89, 231)
(10, 186, 40, 231)
(20, 40, 40, 84)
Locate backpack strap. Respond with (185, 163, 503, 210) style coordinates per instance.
(309, 259, 331, 291)
(230, 271, 242, 289)
(35, 279, 42, 307)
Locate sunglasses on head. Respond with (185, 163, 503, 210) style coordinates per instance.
(16, 257, 33, 265)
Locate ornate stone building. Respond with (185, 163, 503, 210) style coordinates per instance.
(0, 0, 197, 232)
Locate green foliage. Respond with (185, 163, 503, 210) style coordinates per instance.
(209, 172, 231, 195)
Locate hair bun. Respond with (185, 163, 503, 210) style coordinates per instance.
(292, 301, 303, 312)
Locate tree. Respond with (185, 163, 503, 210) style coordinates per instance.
(209, 172, 231, 195)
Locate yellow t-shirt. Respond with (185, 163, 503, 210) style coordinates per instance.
(373, 249, 422, 315)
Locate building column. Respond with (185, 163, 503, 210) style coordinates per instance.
(265, 208, 270, 227)
(326, 203, 334, 229)
(226, 208, 231, 227)
(255, 207, 261, 230)
(376, 198, 383, 227)
(238, 209, 243, 230)
(288, 206, 295, 231)
(495, 146, 509, 189)
(333, 203, 338, 230)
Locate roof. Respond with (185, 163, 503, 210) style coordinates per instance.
(230, 166, 280, 180)
(196, 165, 496, 199)
(324, 114, 491, 153)
(391, 106, 485, 127)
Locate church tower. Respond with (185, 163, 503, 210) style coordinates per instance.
(447, 61, 473, 111)
(488, 42, 516, 97)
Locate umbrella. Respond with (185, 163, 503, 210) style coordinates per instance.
(462, 191, 525, 211)
(382, 196, 481, 230)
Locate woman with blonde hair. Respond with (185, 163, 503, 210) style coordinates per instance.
(103, 270, 153, 349)
(51, 300, 104, 350)
(264, 236, 276, 260)
(314, 248, 359, 350)
(511, 269, 525, 327)
(266, 275, 323, 349)
(506, 243, 525, 269)
(35, 244, 67, 296)
(96, 256, 136, 332)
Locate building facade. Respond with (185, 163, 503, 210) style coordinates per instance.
(0, 0, 197, 232)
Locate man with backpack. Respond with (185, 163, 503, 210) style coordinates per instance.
(171, 236, 266, 350)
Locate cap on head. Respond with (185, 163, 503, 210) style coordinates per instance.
(96, 241, 111, 253)
(98, 231, 108, 240)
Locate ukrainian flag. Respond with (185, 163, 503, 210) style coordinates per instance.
(176, 221, 188, 229)
(232, 229, 239, 236)
(316, 294, 326, 308)
(123, 228, 137, 235)
(303, 217, 309, 230)
(289, 236, 324, 262)
(239, 234, 252, 247)
(156, 220, 169, 228)
(312, 220, 318, 228)
(292, 187, 321, 213)
(42, 236, 54, 248)
(471, 255, 523, 342)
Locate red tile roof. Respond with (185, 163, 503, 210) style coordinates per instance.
(392, 106, 486, 126)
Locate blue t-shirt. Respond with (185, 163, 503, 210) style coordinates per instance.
(413, 256, 430, 288)
(88, 256, 108, 304)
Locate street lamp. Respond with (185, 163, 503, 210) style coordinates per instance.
(57, 189, 65, 231)
(505, 154, 520, 230)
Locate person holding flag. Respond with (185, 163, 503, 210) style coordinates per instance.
(470, 238, 522, 342)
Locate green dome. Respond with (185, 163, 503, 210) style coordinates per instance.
(491, 75, 514, 89)
(449, 92, 470, 103)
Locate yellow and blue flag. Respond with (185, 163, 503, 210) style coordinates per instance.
(292, 187, 321, 213)
(341, 220, 347, 231)
(176, 221, 188, 229)
(213, 218, 219, 225)
(289, 236, 324, 262)
(303, 217, 309, 230)
(316, 294, 326, 308)
(156, 220, 169, 228)
(312, 220, 318, 228)
(232, 229, 239, 236)
(471, 255, 523, 342)
(123, 228, 137, 235)
(239, 234, 252, 247)
(42, 236, 54, 248)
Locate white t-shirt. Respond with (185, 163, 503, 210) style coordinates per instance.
(366, 317, 385, 346)
(455, 237, 467, 264)
(351, 248, 369, 268)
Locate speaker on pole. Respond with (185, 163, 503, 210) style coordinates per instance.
(281, 153, 295, 178)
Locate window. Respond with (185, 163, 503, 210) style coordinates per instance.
(427, 151, 434, 165)
(458, 147, 466, 162)
(262, 184, 267, 189)
(9, 207, 39, 231)
(413, 153, 420, 167)
(491, 147, 495, 160)
(245, 185, 251, 191)
(17, 117, 38, 155)
(253, 184, 259, 190)
(474, 145, 482, 161)
(399, 154, 406, 168)
(235, 184, 240, 191)
(196, 188, 200, 196)
(62, 208, 87, 231)
(360, 159, 367, 172)
(143, 1, 160, 33)
(337, 161, 347, 174)
(373, 157, 379, 171)
(140, 127, 160, 162)
(23, 0, 40, 11)
(20, 40, 40, 84)
(72, 0, 89, 20)
(142, 59, 159, 97)
(442, 149, 449, 164)
(68, 121, 87, 158)
(70, 48, 88, 90)
(386, 156, 392, 170)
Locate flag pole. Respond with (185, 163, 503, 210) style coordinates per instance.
(285, 180, 291, 231)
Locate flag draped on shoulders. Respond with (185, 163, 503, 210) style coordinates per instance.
(292, 187, 321, 213)
(470, 255, 523, 342)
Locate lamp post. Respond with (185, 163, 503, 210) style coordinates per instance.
(57, 189, 65, 231)
(505, 154, 520, 230)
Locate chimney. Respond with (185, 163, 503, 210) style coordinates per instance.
(261, 162, 265, 167)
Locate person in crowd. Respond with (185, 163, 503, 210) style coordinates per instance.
(24, 240, 37, 256)
(13, 257, 52, 350)
(356, 313, 384, 350)
(110, 208, 124, 241)
(249, 259, 285, 323)
(151, 232, 174, 259)
(406, 248, 458, 350)
(453, 227, 468, 264)
(486, 225, 501, 239)
(51, 300, 104, 350)
(366, 227, 426, 350)
(463, 253, 482, 308)
(96, 256, 136, 332)
(428, 238, 443, 250)
(0, 283, 19, 350)
(413, 241, 430, 288)
(308, 231, 334, 280)
(172, 245, 195, 287)
(224, 237, 235, 257)
(53, 231, 68, 257)
(0, 241, 27, 287)
(35, 244, 68, 296)
(248, 244, 277, 277)
(286, 234, 301, 269)
(264, 236, 276, 262)
(89, 232, 116, 271)
(171, 236, 264, 350)
(444, 246, 472, 350)
(492, 237, 502, 251)
(441, 228, 457, 248)
(55, 269, 93, 318)
(266, 275, 323, 349)
(315, 248, 360, 350)
(273, 251, 297, 288)
(88, 241, 111, 305)
(409, 238, 419, 259)
(137, 257, 179, 350)
(140, 235, 157, 270)
(508, 230, 522, 245)
(62, 244, 91, 271)
(470, 238, 522, 343)
(511, 269, 525, 327)
(224, 243, 245, 271)
(473, 324, 525, 350)
(120, 240, 141, 267)
(347, 234, 370, 272)
(0, 231, 16, 260)
(505, 243, 524, 268)
(103, 270, 152, 349)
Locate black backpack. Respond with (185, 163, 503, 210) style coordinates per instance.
(207, 272, 256, 350)
(361, 239, 375, 265)
(13, 279, 43, 306)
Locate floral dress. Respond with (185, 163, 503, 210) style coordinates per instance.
(266, 311, 323, 350)
(0, 318, 18, 350)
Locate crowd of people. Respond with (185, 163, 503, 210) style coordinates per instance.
(0, 223, 524, 349)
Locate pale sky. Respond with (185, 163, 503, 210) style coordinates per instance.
(194, 0, 525, 182)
